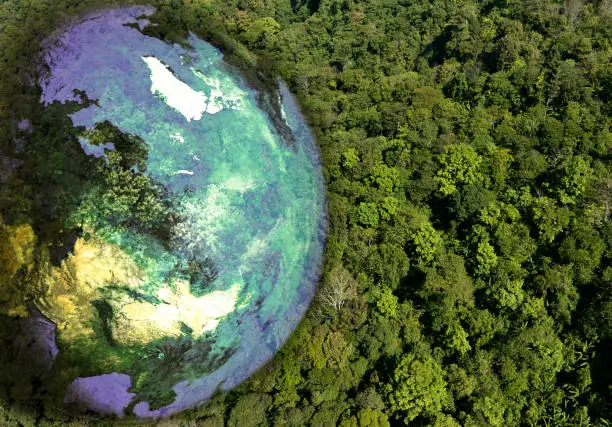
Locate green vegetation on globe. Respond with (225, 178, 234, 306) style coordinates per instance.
(0, 0, 610, 425)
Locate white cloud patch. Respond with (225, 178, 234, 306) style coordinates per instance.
(142, 56, 244, 121)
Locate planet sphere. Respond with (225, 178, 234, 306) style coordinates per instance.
(6, 5, 325, 418)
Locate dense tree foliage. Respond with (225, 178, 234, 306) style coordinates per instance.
(0, 0, 610, 425)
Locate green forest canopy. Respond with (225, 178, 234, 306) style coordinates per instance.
(0, 0, 610, 425)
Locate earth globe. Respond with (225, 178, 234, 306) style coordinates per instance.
(1, 5, 325, 419)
